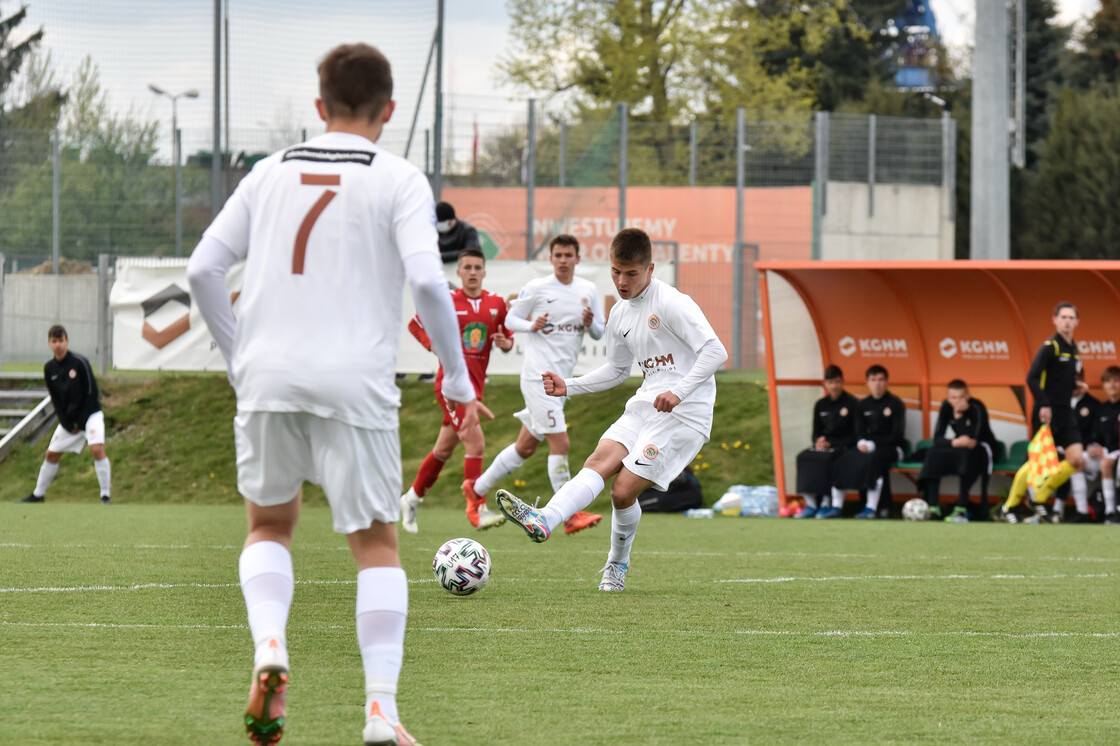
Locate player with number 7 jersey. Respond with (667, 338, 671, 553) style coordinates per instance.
(187, 42, 466, 746)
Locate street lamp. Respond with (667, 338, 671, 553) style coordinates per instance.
(149, 84, 199, 256)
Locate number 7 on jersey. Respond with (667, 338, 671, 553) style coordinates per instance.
(294, 173, 340, 274)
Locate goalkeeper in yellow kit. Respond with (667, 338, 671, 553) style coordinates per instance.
(997, 302, 1087, 524)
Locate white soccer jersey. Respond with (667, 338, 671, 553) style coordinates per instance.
(603, 278, 720, 436)
(509, 274, 602, 379)
(204, 132, 436, 431)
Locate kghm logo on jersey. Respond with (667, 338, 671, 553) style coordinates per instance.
(462, 322, 488, 351)
(648, 314, 661, 330)
(642, 444, 659, 460)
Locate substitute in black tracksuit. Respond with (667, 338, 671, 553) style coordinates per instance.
(917, 380, 997, 520)
(795, 365, 859, 517)
(15, 324, 112, 504)
(832, 365, 906, 519)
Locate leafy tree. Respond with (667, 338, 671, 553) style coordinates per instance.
(1067, 0, 1120, 88)
(1022, 0, 1069, 169)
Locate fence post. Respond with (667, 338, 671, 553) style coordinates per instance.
(618, 102, 628, 230)
(558, 121, 566, 188)
(733, 108, 746, 370)
(97, 254, 112, 375)
(52, 127, 61, 275)
(943, 111, 956, 223)
(868, 114, 876, 218)
(689, 119, 697, 187)
(0, 252, 5, 372)
(526, 98, 536, 261)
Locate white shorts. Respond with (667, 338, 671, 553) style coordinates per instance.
(1082, 454, 1102, 482)
(513, 378, 568, 438)
(234, 411, 402, 534)
(48, 410, 105, 454)
(600, 401, 707, 491)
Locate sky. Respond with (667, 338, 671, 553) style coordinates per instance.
(6, 0, 1105, 166)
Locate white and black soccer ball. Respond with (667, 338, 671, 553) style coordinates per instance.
(902, 498, 931, 522)
(433, 537, 491, 596)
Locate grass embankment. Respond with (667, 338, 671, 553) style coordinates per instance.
(0, 373, 774, 506)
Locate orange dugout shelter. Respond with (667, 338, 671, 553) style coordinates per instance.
(757, 260, 1120, 506)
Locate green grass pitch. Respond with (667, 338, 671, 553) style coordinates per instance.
(3, 503, 1120, 745)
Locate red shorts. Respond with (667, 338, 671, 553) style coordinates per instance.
(435, 382, 485, 428)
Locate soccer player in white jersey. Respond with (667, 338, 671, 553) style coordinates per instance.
(496, 227, 727, 591)
(187, 43, 472, 746)
(466, 234, 606, 535)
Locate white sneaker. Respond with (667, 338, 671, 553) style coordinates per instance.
(476, 505, 506, 530)
(399, 489, 420, 534)
(599, 562, 628, 592)
(362, 702, 423, 745)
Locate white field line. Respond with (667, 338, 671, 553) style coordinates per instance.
(713, 572, 1113, 584)
(2, 620, 1116, 640)
(0, 578, 437, 594)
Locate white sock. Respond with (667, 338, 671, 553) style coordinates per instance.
(1052, 497, 1066, 515)
(541, 468, 604, 532)
(830, 487, 844, 510)
(474, 444, 526, 496)
(607, 502, 642, 565)
(357, 567, 408, 726)
(802, 494, 819, 510)
(1071, 471, 1089, 514)
(94, 457, 111, 497)
(547, 454, 571, 493)
(34, 460, 59, 497)
(1104, 479, 1116, 514)
(865, 478, 883, 511)
(239, 541, 294, 666)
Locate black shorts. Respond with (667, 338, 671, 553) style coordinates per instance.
(1034, 406, 1080, 450)
(796, 448, 845, 495)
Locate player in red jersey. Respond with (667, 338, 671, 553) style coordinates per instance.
(400, 248, 513, 531)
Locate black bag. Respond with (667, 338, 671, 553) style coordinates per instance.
(636, 467, 703, 512)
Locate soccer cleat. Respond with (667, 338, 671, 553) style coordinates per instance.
(1025, 497, 1049, 523)
(476, 505, 506, 530)
(1067, 511, 1091, 524)
(928, 505, 942, 520)
(794, 506, 818, 519)
(15, 493, 44, 503)
(399, 488, 420, 534)
(245, 639, 289, 746)
(945, 506, 969, 523)
(778, 502, 800, 518)
(854, 507, 876, 520)
(462, 479, 486, 528)
(100, 495, 112, 505)
(816, 507, 842, 519)
(563, 510, 602, 535)
(1106, 512, 1120, 525)
(362, 702, 423, 746)
(494, 488, 551, 542)
(598, 562, 628, 592)
(996, 506, 1020, 524)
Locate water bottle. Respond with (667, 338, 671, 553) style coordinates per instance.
(684, 508, 715, 518)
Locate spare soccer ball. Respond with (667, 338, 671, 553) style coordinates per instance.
(433, 537, 491, 596)
(902, 498, 931, 522)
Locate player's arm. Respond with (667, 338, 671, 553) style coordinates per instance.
(44, 364, 72, 432)
(407, 316, 432, 351)
(186, 234, 240, 367)
(932, 401, 952, 447)
(887, 396, 907, 451)
(585, 289, 606, 340)
(404, 251, 473, 404)
(1026, 341, 1053, 407)
(661, 337, 728, 412)
(505, 287, 544, 332)
(562, 362, 631, 396)
(491, 302, 513, 352)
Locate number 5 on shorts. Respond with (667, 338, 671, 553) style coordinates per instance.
(294, 173, 340, 274)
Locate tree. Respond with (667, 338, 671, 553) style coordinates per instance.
(1022, 0, 1069, 169)
(1067, 0, 1120, 88)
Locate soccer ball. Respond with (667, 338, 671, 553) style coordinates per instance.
(902, 498, 931, 521)
(433, 537, 491, 596)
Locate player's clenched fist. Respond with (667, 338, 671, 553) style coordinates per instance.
(542, 371, 566, 397)
(653, 391, 681, 412)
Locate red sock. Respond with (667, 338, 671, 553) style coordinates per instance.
(412, 452, 446, 498)
(464, 455, 483, 484)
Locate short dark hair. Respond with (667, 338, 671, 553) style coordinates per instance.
(458, 248, 485, 264)
(865, 364, 888, 380)
(609, 228, 652, 265)
(947, 378, 968, 391)
(1054, 301, 1078, 318)
(317, 43, 393, 123)
(823, 365, 843, 381)
(1103, 366, 1120, 383)
(549, 234, 580, 255)
(47, 324, 67, 340)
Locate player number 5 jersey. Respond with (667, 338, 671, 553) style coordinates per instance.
(508, 274, 601, 379)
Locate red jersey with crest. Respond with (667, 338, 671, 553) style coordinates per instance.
(410, 288, 509, 397)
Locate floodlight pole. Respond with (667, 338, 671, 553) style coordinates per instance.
(150, 85, 199, 256)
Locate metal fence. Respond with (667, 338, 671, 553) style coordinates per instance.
(0, 105, 954, 370)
